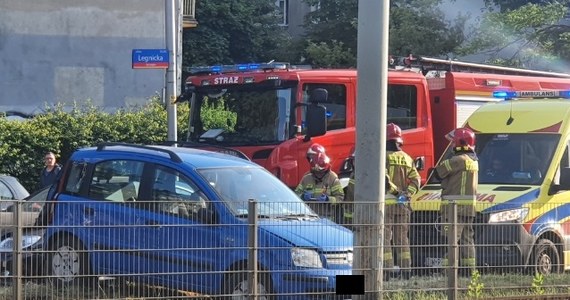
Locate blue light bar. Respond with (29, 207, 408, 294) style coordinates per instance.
(560, 90, 570, 98)
(188, 62, 296, 75)
(493, 91, 516, 100)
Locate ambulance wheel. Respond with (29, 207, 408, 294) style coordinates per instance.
(531, 239, 562, 275)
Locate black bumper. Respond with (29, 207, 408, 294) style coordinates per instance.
(410, 212, 535, 270)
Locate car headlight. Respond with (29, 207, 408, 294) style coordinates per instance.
(291, 248, 323, 268)
(0, 235, 43, 252)
(488, 208, 529, 223)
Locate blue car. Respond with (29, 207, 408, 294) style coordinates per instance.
(44, 143, 352, 299)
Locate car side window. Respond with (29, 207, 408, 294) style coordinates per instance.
(0, 181, 13, 200)
(149, 166, 207, 219)
(88, 160, 144, 202)
(64, 162, 87, 195)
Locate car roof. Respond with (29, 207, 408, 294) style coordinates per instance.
(0, 175, 29, 200)
(73, 144, 259, 169)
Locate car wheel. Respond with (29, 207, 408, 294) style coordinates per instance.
(532, 239, 561, 275)
(47, 236, 92, 287)
(224, 270, 272, 300)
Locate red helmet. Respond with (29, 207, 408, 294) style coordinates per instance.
(387, 123, 403, 145)
(310, 152, 331, 172)
(452, 128, 476, 150)
(306, 143, 326, 161)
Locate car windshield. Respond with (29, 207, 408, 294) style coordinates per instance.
(197, 167, 316, 217)
(188, 81, 297, 146)
(429, 133, 559, 185)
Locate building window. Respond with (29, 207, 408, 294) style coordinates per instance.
(275, 0, 289, 26)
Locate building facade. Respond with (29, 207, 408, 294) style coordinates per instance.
(0, 0, 196, 116)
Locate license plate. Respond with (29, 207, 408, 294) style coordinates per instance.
(425, 257, 443, 267)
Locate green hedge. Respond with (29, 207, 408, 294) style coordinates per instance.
(0, 98, 190, 192)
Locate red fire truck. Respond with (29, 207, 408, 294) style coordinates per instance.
(176, 56, 570, 188)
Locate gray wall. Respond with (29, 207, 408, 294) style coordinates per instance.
(0, 0, 168, 115)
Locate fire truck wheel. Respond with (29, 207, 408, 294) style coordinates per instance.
(531, 239, 562, 276)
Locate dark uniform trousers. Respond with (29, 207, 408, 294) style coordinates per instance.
(441, 200, 476, 268)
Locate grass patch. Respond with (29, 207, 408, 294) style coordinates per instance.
(383, 273, 570, 300)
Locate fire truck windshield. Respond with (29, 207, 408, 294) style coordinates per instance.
(188, 81, 297, 146)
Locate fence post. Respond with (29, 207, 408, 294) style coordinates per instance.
(12, 199, 23, 300)
(248, 199, 258, 299)
(447, 201, 458, 300)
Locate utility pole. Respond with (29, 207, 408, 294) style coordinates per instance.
(165, 0, 179, 142)
(353, 1, 390, 299)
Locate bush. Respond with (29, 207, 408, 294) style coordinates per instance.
(0, 97, 190, 192)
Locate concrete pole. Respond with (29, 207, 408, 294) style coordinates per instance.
(354, 0, 390, 299)
(175, 0, 183, 96)
(165, 0, 178, 143)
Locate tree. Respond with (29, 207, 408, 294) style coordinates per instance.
(458, 1, 570, 69)
(300, 0, 468, 68)
(483, 0, 552, 12)
(182, 1, 292, 66)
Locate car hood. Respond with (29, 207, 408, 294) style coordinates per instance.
(259, 218, 353, 251)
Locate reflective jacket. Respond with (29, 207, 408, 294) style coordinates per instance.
(435, 152, 479, 215)
(295, 170, 344, 219)
(386, 150, 421, 205)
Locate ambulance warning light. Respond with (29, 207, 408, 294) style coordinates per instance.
(493, 90, 570, 100)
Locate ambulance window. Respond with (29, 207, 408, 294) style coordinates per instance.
(302, 84, 346, 131)
(388, 84, 417, 130)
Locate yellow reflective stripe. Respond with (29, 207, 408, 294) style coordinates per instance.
(385, 199, 399, 205)
(343, 212, 353, 218)
(349, 178, 355, 184)
(443, 160, 452, 172)
(384, 252, 393, 260)
(400, 252, 411, 260)
(461, 171, 467, 195)
(331, 185, 343, 193)
(442, 259, 449, 266)
(407, 186, 417, 194)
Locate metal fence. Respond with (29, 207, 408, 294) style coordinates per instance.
(2, 199, 570, 299)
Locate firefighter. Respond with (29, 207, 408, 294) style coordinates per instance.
(343, 150, 356, 227)
(343, 149, 397, 230)
(295, 144, 344, 222)
(433, 127, 478, 276)
(384, 123, 421, 280)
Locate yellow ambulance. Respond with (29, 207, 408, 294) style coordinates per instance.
(411, 91, 570, 275)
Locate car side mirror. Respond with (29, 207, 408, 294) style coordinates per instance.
(558, 167, 570, 191)
(414, 156, 425, 171)
(304, 104, 327, 141)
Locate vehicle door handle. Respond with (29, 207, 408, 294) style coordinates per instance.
(84, 207, 95, 216)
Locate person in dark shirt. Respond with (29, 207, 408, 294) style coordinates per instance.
(40, 152, 62, 188)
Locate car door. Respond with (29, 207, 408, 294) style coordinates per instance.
(81, 159, 155, 277)
(136, 164, 228, 294)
